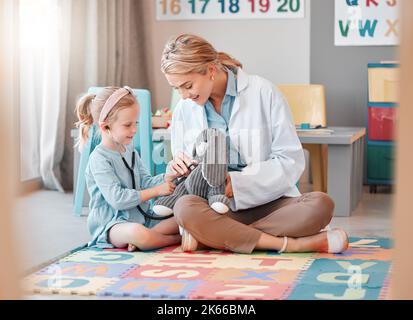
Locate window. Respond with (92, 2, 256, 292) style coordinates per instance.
(19, 0, 59, 181)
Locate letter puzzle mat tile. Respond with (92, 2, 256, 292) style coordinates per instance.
(314, 246, 392, 261)
(287, 259, 391, 300)
(22, 237, 392, 300)
(122, 265, 217, 281)
(22, 274, 117, 296)
(36, 261, 136, 278)
(188, 282, 291, 300)
(207, 268, 302, 285)
(349, 237, 392, 249)
(61, 247, 155, 265)
(97, 278, 201, 299)
(140, 252, 313, 271)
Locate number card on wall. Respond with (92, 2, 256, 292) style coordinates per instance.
(156, 0, 305, 20)
(335, 0, 400, 46)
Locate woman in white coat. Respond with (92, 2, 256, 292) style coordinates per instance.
(162, 34, 348, 254)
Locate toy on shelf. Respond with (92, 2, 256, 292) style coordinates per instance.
(152, 107, 173, 128)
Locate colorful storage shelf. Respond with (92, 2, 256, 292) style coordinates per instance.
(368, 103, 397, 141)
(367, 63, 399, 193)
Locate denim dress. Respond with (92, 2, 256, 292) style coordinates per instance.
(85, 143, 164, 248)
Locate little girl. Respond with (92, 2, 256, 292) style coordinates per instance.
(75, 86, 181, 251)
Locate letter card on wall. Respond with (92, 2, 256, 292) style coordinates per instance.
(335, 0, 400, 46)
(156, 0, 305, 20)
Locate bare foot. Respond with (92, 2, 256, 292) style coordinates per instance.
(127, 244, 137, 252)
(180, 229, 210, 252)
(285, 229, 348, 253)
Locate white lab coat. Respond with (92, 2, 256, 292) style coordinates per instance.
(169, 68, 305, 211)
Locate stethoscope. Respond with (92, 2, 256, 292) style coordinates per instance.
(108, 129, 174, 225)
(120, 149, 174, 225)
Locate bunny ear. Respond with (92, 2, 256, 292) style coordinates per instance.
(201, 129, 227, 187)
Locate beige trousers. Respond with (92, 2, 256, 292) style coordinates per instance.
(173, 191, 334, 254)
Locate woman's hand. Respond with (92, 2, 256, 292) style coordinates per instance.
(225, 174, 234, 198)
(156, 181, 176, 197)
(170, 152, 198, 177)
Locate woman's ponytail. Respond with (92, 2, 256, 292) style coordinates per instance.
(217, 52, 243, 70)
(74, 93, 96, 150)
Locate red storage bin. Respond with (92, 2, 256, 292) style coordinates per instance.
(368, 107, 397, 141)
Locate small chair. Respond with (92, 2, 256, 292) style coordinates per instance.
(153, 88, 181, 175)
(277, 84, 328, 193)
(73, 87, 154, 216)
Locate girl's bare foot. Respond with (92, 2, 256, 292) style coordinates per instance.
(127, 244, 137, 252)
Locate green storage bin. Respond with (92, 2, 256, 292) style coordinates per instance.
(367, 144, 394, 180)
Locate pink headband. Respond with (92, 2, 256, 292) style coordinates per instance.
(99, 86, 136, 123)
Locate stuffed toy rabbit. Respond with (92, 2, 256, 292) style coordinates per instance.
(152, 128, 231, 216)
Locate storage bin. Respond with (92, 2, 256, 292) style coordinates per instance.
(367, 143, 394, 181)
(368, 66, 399, 103)
(368, 105, 397, 141)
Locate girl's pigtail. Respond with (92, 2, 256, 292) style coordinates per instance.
(74, 93, 96, 151)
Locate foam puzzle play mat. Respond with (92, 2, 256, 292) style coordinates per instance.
(22, 237, 392, 300)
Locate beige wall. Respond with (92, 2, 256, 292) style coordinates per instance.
(391, 0, 413, 300)
(0, 109, 21, 300)
(142, 0, 311, 109)
(0, 0, 21, 300)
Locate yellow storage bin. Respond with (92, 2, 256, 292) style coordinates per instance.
(368, 66, 400, 103)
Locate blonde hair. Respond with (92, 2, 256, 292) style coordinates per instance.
(74, 87, 137, 150)
(161, 34, 242, 75)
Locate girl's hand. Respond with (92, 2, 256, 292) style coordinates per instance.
(164, 172, 178, 183)
(156, 181, 176, 196)
(170, 152, 198, 177)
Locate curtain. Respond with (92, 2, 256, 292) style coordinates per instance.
(19, 0, 72, 191)
(18, 0, 150, 191)
(60, 0, 150, 191)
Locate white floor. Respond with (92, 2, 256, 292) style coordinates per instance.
(14, 191, 89, 273)
(13, 184, 393, 274)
